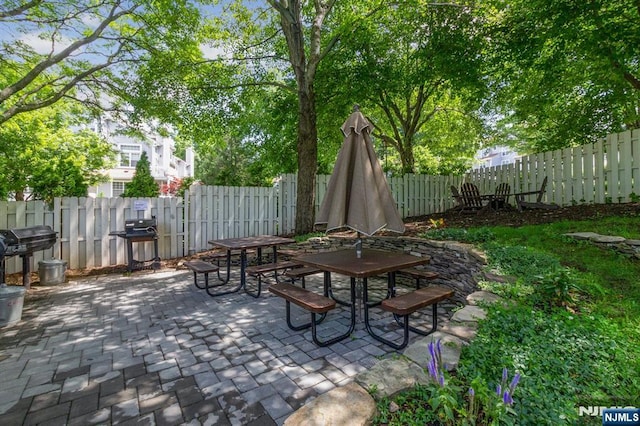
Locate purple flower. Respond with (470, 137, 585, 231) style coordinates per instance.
(427, 360, 437, 379)
(438, 373, 445, 387)
(496, 384, 502, 396)
(502, 367, 508, 384)
(503, 391, 514, 405)
(509, 373, 521, 393)
(468, 387, 475, 397)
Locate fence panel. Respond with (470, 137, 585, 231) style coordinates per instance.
(2, 129, 638, 275)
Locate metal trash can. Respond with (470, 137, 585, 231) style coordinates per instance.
(0, 283, 26, 327)
(38, 259, 67, 285)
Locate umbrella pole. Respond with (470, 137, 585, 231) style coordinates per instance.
(355, 232, 363, 320)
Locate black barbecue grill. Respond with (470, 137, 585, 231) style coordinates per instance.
(0, 225, 57, 289)
(110, 218, 161, 272)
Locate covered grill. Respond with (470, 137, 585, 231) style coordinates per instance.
(110, 218, 161, 272)
(0, 225, 58, 289)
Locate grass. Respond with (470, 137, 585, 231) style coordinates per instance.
(373, 215, 640, 425)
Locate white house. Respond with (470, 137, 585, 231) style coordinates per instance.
(473, 145, 520, 169)
(88, 117, 195, 197)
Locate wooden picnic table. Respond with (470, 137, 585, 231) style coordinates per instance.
(203, 235, 296, 296)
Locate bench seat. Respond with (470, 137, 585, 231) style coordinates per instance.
(184, 260, 220, 290)
(366, 285, 453, 350)
(269, 282, 355, 347)
(244, 260, 302, 298)
(398, 268, 439, 288)
(382, 286, 453, 315)
(246, 260, 302, 276)
(269, 282, 335, 314)
(284, 266, 322, 288)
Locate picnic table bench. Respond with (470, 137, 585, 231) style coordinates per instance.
(245, 260, 303, 297)
(366, 285, 454, 350)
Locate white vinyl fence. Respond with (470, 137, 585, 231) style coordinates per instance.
(1, 129, 638, 275)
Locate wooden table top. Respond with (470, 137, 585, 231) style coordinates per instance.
(208, 235, 295, 250)
(293, 249, 429, 279)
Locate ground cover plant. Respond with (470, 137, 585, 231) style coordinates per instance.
(374, 213, 640, 425)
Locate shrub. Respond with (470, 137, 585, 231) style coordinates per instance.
(420, 227, 495, 244)
(484, 244, 561, 283)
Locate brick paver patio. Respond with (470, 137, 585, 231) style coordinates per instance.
(0, 267, 442, 425)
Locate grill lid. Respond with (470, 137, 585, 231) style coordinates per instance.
(0, 225, 57, 257)
(124, 218, 157, 235)
(0, 225, 56, 245)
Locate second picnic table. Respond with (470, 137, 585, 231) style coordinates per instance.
(204, 235, 296, 297)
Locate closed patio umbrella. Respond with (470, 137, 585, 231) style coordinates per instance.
(316, 106, 404, 255)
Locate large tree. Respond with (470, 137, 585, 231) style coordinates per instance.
(128, 0, 352, 233)
(0, 102, 116, 201)
(484, 0, 640, 151)
(318, 1, 486, 174)
(0, 0, 202, 125)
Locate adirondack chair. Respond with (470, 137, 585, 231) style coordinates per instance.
(450, 185, 464, 212)
(459, 182, 488, 213)
(491, 182, 511, 210)
(514, 177, 559, 211)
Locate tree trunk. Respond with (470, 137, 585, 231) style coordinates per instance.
(295, 86, 318, 234)
(399, 137, 416, 174)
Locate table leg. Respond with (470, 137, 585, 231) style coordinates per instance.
(216, 250, 232, 284)
(327, 273, 352, 307)
(205, 249, 243, 297)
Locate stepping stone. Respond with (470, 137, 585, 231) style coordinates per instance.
(451, 305, 486, 322)
(283, 382, 376, 426)
(438, 322, 478, 342)
(591, 235, 626, 244)
(466, 291, 503, 306)
(481, 272, 515, 283)
(563, 232, 601, 240)
(403, 331, 465, 371)
(355, 358, 429, 399)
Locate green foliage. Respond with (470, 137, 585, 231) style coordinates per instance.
(375, 340, 521, 425)
(420, 227, 495, 244)
(457, 305, 640, 424)
(321, 1, 486, 175)
(121, 152, 159, 198)
(383, 214, 640, 424)
(530, 267, 582, 310)
(484, 0, 640, 152)
(477, 279, 533, 300)
(483, 244, 562, 283)
(0, 103, 115, 201)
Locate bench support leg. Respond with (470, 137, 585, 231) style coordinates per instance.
(193, 271, 206, 289)
(282, 285, 356, 347)
(245, 274, 264, 298)
(392, 303, 439, 336)
(363, 288, 439, 350)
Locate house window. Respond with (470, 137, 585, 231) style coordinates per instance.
(501, 150, 510, 156)
(119, 144, 141, 167)
(112, 181, 126, 197)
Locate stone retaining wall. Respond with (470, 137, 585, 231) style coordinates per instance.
(291, 235, 486, 305)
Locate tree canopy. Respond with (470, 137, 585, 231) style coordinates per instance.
(0, 101, 116, 201)
(0, 0, 202, 124)
(484, 0, 640, 152)
(2, 0, 639, 230)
